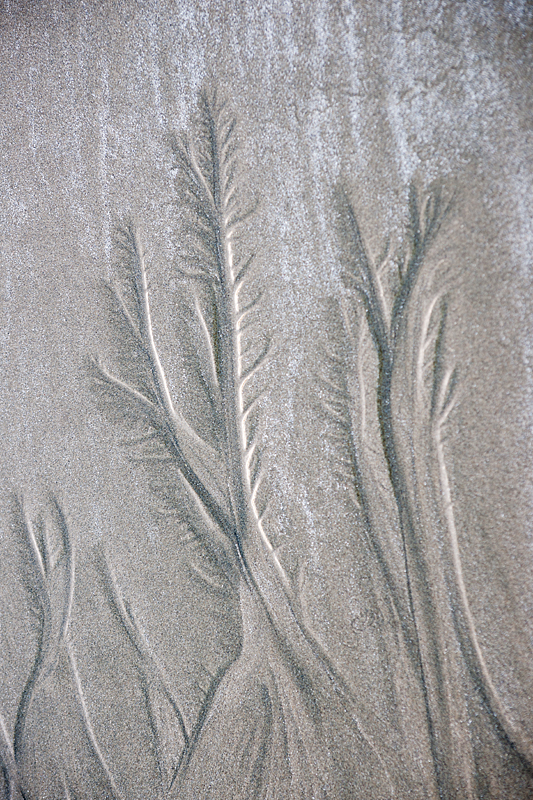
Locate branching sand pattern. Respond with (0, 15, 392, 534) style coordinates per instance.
(90, 92, 393, 800)
(3, 92, 532, 799)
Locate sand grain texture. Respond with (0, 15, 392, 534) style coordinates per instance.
(0, 2, 533, 798)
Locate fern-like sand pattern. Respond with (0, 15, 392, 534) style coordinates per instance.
(3, 92, 531, 799)
(91, 93, 394, 800)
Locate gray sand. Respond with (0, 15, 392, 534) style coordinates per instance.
(1, 2, 533, 797)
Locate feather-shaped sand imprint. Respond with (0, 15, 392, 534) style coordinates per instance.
(337, 184, 533, 797)
(92, 92, 395, 800)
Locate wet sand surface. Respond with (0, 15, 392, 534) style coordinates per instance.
(1, 2, 533, 797)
